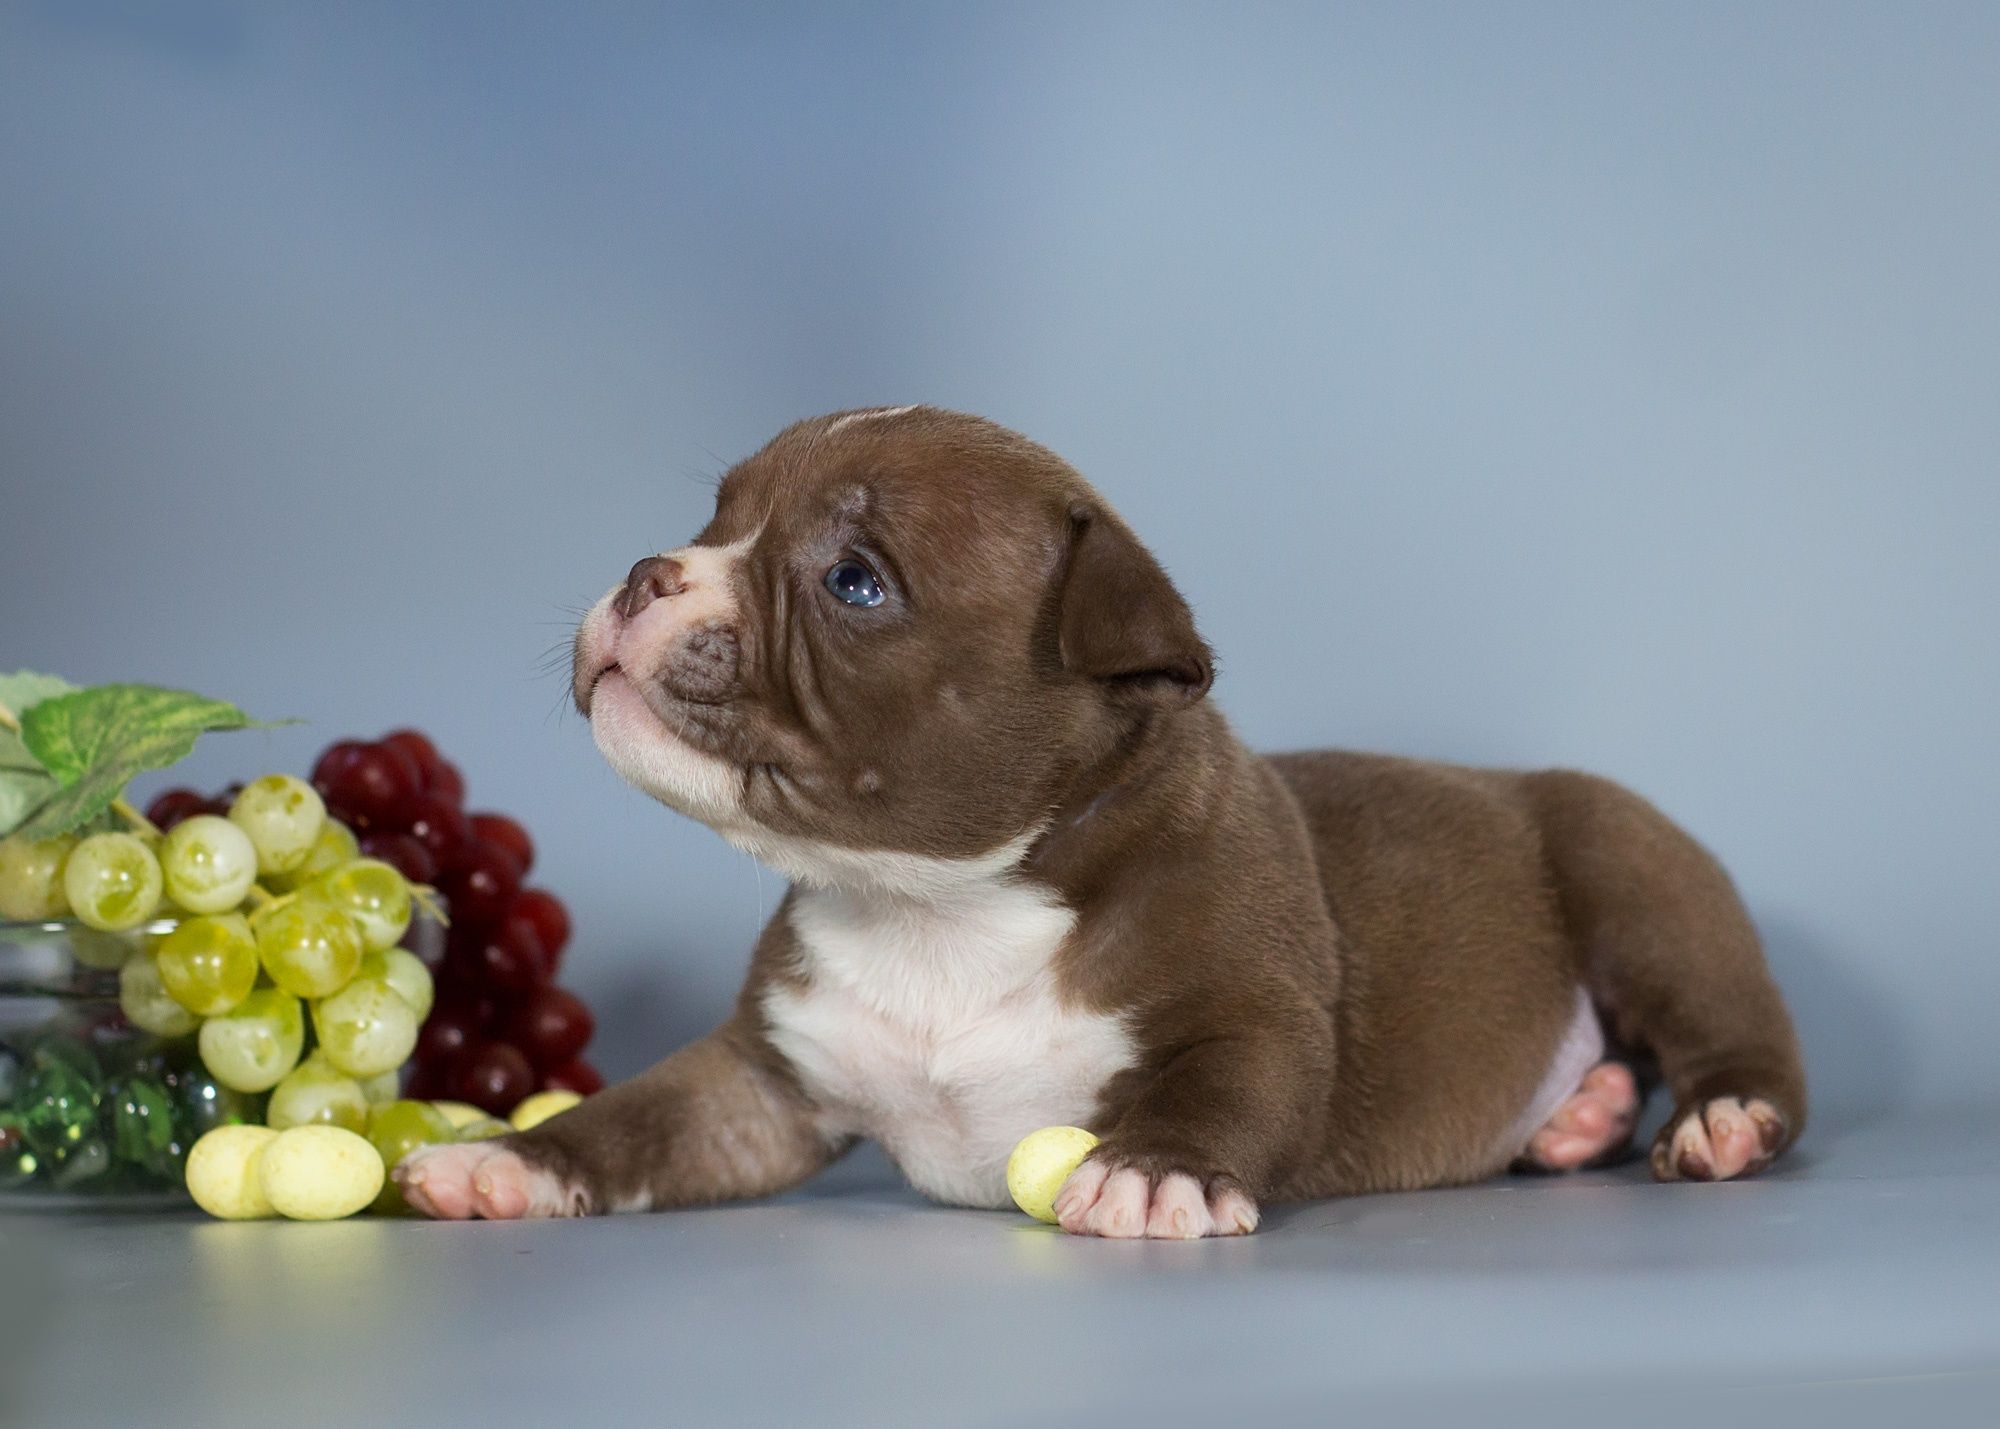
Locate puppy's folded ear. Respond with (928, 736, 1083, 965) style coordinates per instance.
(1054, 504, 1214, 703)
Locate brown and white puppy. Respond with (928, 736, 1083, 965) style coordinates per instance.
(398, 406, 1806, 1238)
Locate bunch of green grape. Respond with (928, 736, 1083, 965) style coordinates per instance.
(0, 774, 435, 1132)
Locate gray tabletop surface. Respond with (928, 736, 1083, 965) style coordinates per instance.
(5, 1104, 1996, 1429)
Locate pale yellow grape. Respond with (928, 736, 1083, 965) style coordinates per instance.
(63, 832, 163, 931)
(198, 986, 305, 1092)
(0, 833, 76, 920)
(1005, 1126, 1100, 1224)
(510, 1089, 582, 1132)
(357, 946, 433, 1022)
(158, 815, 257, 915)
(258, 1126, 384, 1220)
(255, 894, 363, 998)
(266, 1052, 370, 1133)
(155, 913, 258, 1016)
(431, 1100, 487, 1130)
(185, 1125, 280, 1219)
(228, 774, 326, 876)
(313, 858, 412, 954)
(267, 820, 359, 892)
(118, 950, 201, 1037)
(358, 1069, 402, 1105)
(456, 1115, 512, 1142)
(313, 976, 419, 1078)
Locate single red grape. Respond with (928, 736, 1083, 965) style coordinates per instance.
(359, 831, 439, 886)
(428, 759, 466, 807)
(144, 788, 212, 831)
(508, 987, 594, 1070)
(311, 740, 368, 793)
(439, 840, 523, 926)
(318, 741, 422, 831)
(403, 1062, 449, 1100)
(380, 728, 443, 784)
(541, 1059, 604, 1096)
(414, 1000, 483, 1067)
(404, 793, 470, 868)
(467, 813, 533, 874)
(452, 1042, 535, 1115)
(510, 889, 571, 974)
(446, 913, 546, 993)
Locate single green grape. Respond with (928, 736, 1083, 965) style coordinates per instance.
(254, 894, 363, 998)
(118, 951, 200, 1037)
(0, 832, 77, 921)
(197, 986, 305, 1092)
(357, 946, 433, 1022)
(313, 859, 412, 954)
(358, 1069, 402, 1105)
(62, 832, 164, 932)
(158, 815, 258, 915)
(228, 774, 326, 876)
(265, 1051, 370, 1133)
(154, 913, 258, 1016)
(313, 976, 420, 1079)
(365, 1099, 457, 1213)
(267, 820, 359, 893)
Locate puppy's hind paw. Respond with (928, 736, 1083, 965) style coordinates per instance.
(394, 1141, 587, 1220)
(1650, 1096, 1790, 1183)
(1052, 1159, 1259, 1240)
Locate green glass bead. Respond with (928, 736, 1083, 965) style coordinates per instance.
(49, 1136, 112, 1189)
(168, 1063, 261, 1140)
(31, 1036, 101, 1083)
(105, 1075, 177, 1165)
(0, 1112, 38, 1189)
(20, 1060, 100, 1158)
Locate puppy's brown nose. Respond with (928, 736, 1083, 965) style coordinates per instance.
(618, 555, 687, 620)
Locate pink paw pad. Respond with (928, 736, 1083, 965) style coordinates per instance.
(394, 1142, 584, 1220)
(1051, 1161, 1259, 1240)
(1650, 1096, 1787, 1183)
(1520, 1060, 1641, 1171)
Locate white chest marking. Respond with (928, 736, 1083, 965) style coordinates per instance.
(762, 874, 1134, 1208)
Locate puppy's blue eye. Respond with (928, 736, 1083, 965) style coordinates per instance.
(824, 559, 886, 607)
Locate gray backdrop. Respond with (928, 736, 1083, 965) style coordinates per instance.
(3, 2, 1994, 1119)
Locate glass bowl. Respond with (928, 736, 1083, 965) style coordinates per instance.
(0, 917, 254, 1208)
(0, 910, 441, 1210)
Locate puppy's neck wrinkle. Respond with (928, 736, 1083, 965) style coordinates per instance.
(1026, 701, 1232, 897)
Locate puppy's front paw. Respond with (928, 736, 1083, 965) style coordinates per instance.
(395, 1140, 587, 1220)
(1052, 1156, 1259, 1240)
(1650, 1096, 1789, 1183)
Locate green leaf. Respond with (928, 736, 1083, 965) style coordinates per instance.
(14, 684, 274, 840)
(0, 671, 75, 836)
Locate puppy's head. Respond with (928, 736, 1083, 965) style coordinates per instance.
(573, 406, 1211, 891)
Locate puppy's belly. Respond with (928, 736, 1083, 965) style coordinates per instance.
(763, 979, 1134, 1208)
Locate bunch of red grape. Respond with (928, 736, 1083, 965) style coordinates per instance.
(304, 731, 602, 1115)
(150, 731, 603, 1118)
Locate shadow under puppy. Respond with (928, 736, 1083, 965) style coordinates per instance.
(399, 406, 1806, 1237)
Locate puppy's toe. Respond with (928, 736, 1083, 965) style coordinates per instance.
(395, 1142, 580, 1220)
(1651, 1096, 1788, 1183)
(1054, 1159, 1260, 1240)
(1517, 1058, 1642, 1172)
